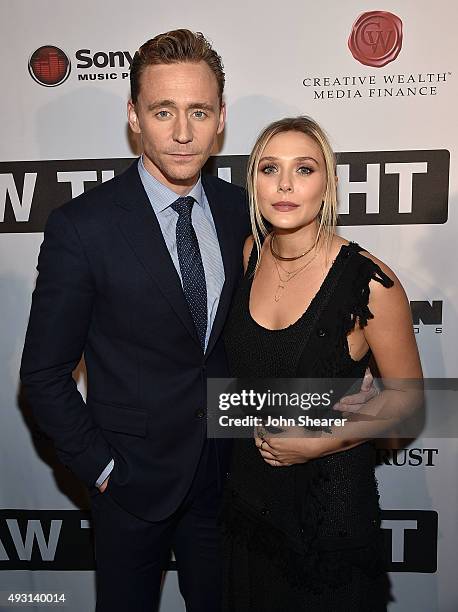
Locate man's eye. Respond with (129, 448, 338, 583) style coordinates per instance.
(156, 110, 170, 118)
(193, 110, 207, 119)
(260, 165, 277, 174)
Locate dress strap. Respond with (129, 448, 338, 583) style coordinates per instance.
(343, 242, 394, 332)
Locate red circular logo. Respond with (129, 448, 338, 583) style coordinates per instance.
(28, 45, 71, 87)
(348, 11, 403, 67)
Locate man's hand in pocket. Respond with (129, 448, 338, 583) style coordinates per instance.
(98, 475, 110, 493)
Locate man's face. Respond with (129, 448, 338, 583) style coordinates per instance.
(128, 61, 225, 193)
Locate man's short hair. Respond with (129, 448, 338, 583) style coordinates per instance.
(130, 29, 225, 104)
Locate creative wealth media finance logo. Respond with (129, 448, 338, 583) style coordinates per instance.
(28, 45, 71, 87)
(348, 11, 403, 67)
(302, 10, 451, 100)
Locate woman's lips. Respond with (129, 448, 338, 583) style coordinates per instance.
(272, 201, 299, 212)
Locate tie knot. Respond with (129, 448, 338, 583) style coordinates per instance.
(171, 196, 195, 217)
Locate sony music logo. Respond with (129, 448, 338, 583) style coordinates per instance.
(29, 46, 134, 87)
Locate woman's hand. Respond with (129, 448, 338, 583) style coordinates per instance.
(255, 433, 316, 467)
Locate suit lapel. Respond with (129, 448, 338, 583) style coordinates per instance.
(114, 162, 201, 348)
(202, 175, 237, 357)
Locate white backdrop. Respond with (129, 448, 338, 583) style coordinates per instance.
(1, 0, 457, 610)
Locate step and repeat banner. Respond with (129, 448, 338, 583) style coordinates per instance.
(1, 1, 457, 610)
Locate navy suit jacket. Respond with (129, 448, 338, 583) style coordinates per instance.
(20, 160, 250, 521)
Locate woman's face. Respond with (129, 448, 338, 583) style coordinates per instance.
(256, 130, 327, 232)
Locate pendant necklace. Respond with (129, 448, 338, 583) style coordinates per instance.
(273, 250, 317, 302)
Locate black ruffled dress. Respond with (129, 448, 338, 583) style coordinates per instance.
(222, 242, 394, 611)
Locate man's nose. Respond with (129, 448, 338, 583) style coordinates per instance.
(173, 114, 193, 144)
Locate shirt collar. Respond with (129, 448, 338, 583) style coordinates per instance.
(138, 155, 204, 214)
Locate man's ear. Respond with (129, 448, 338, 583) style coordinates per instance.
(217, 101, 226, 135)
(127, 100, 141, 134)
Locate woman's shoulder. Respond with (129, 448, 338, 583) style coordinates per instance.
(333, 237, 406, 331)
(335, 237, 397, 291)
(243, 234, 255, 256)
(242, 235, 255, 272)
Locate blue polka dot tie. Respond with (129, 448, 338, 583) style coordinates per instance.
(171, 196, 207, 349)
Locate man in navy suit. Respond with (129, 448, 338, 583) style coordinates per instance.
(20, 29, 249, 611)
(20, 28, 375, 612)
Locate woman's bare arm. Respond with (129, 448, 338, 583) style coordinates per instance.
(259, 254, 424, 465)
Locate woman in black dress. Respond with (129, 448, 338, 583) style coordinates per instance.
(222, 116, 423, 611)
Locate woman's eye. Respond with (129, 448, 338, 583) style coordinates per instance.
(260, 165, 277, 174)
(297, 166, 313, 175)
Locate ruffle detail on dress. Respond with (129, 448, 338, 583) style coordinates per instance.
(222, 488, 387, 595)
(343, 250, 394, 334)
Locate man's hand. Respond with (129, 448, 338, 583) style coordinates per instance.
(333, 368, 378, 414)
(98, 476, 110, 493)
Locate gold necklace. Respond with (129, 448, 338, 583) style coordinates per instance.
(270, 232, 315, 262)
(275, 257, 311, 277)
(273, 250, 317, 302)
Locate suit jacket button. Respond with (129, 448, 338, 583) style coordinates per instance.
(317, 328, 327, 337)
(195, 408, 206, 418)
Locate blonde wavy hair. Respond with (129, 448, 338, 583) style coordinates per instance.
(247, 116, 338, 269)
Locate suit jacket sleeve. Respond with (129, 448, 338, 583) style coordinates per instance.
(20, 207, 112, 487)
